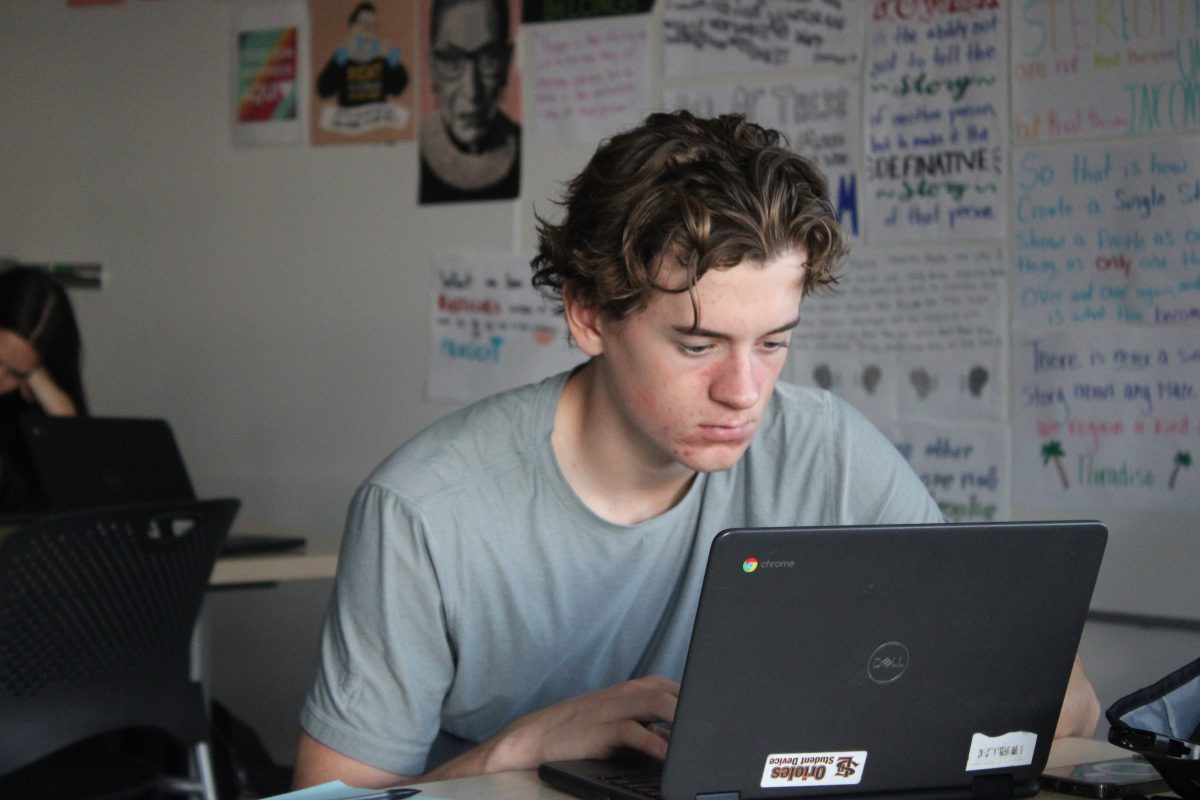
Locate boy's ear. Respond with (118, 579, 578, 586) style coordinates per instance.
(562, 287, 605, 357)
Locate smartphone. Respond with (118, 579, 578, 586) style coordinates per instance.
(1039, 757, 1169, 798)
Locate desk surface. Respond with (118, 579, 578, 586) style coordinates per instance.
(409, 737, 1130, 800)
(210, 537, 338, 585)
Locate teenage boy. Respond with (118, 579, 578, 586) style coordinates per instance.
(294, 111, 1099, 789)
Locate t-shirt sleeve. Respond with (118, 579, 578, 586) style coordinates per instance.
(300, 481, 454, 776)
(829, 396, 945, 525)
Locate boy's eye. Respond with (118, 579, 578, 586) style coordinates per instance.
(679, 342, 712, 355)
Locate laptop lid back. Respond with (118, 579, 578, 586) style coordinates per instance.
(21, 416, 196, 511)
(660, 521, 1107, 800)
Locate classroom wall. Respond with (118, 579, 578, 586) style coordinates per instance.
(2, 0, 1197, 766)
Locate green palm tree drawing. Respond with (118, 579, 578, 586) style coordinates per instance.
(1041, 440, 1069, 489)
(1168, 451, 1192, 490)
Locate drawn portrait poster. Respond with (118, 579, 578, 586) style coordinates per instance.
(665, 75, 862, 237)
(1011, 1, 1200, 143)
(428, 251, 585, 403)
(864, 1, 1008, 241)
(418, 0, 523, 203)
(1012, 328, 1199, 513)
(310, 0, 416, 145)
(233, 2, 308, 147)
(662, 0, 861, 78)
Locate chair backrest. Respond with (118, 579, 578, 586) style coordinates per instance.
(0, 498, 239, 776)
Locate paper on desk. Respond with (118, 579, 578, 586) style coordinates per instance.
(260, 781, 443, 799)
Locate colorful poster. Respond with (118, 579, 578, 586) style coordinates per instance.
(310, 0, 416, 145)
(418, 0, 522, 203)
(531, 16, 651, 148)
(1011, 1, 1200, 142)
(1012, 328, 1199, 513)
(662, 0, 861, 78)
(427, 251, 586, 403)
(233, 3, 308, 147)
(666, 75, 861, 237)
(1012, 137, 1200, 330)
(863, 2, 1008, 241)
(787, 245, 1007, 425)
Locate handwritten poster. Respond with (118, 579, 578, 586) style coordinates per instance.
(787, 245, 1006, 425)
(232, 3, 308, 147)
(1011, 1, 1200, 142)
(428, 251, 586, 403)
(662, 0, 861, 78)
(864, 3, 1008, 241)
(890, 420, 1009, 523)
(1012, 328, 1199, 513)
(1013, 137, 1200, 329)
(665, 76, 862, 236)
(531, 17, 652, 148)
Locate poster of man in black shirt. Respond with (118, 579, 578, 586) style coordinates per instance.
(419, 0, 521, 203)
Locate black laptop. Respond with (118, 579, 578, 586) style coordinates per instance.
(539, 520, 1108, 800)
(15, 415, 305, 556)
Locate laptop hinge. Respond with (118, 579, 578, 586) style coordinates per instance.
(971, 773, 1015, 800)
(696, 793, 739, 800)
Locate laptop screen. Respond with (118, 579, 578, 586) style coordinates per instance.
(541, 520, 1107, 800)
(21, 416, 195, 511)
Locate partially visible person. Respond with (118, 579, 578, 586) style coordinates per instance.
(419, 0, 520, 203)
(0, 265, 87, 512)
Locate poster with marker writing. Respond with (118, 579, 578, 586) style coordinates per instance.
(427, 251, 586, 403)
(1012, 328, 1198, 513)
(889, 420, 1009, 523)
(1012, 136, 1200, 330)
(1010, 1, 1200, 143)
(662, 0, 861, 78)
(530, 16, 652, 148)
(864, 2, 1008, 241)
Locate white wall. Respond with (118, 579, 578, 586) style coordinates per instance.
(3, 0, 1196, 767)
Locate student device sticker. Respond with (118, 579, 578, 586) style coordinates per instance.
(965, 731, 1036, 771)
(761, 751, 867, 788)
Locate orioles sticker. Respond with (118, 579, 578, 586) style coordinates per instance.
(761, 751, 867, 788)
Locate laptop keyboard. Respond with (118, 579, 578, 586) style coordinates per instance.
(598, 771, 664, 800)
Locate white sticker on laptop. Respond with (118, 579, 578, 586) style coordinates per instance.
(965, 731, 1036, 771)
(761, 751, 867, 788)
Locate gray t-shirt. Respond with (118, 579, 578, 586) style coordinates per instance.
(300, 372, 942, 775)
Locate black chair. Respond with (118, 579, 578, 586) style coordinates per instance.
(0, 498, 240, 800)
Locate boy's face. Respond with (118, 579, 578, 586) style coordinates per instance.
(579, 250, 807, 475)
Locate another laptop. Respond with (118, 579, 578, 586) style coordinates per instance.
(539, 520, 1107, 800)
(15, 415, 306, 556)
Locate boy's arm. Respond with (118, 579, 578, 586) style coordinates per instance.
(293, 676, 679, 788)
(1055, 655, 1101, 738)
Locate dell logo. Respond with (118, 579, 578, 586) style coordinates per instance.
(867, 642, 909, 684)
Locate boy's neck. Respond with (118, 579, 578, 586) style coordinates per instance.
(551, 362, 696, 526)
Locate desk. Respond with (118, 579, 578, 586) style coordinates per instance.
(210, 540, 339, 586)
(408, 737, 1131, 800)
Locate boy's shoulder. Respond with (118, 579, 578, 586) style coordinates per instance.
(366, 372, 567, 500)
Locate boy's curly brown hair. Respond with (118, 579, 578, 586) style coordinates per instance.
(531, 110, 847, 325)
